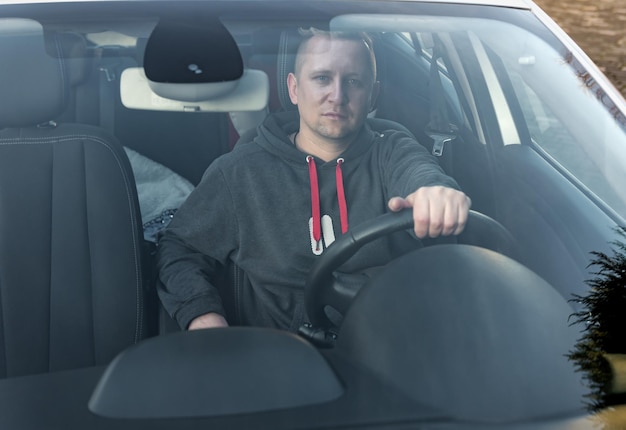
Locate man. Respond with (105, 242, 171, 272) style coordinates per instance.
(157, 29, 471, 331)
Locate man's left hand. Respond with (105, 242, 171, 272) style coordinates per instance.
(388, 186, 471, 239)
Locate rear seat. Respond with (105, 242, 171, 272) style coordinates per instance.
(54, 30, 269, 235)
(47, 25, 270, 334)
(54, 32, 241, 181)
(86, 45, 234, 186)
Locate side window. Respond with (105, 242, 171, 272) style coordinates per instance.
(514, 74, 579, 159)
(510, 73, 626, 218)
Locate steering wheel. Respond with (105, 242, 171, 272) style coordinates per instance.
(304, 209, 517, 330)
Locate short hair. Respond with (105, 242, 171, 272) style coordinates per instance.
(294, 27, 377, 81)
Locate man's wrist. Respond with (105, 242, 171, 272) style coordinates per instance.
(188, 312, 228, 330)
(174, 294, 226, 330)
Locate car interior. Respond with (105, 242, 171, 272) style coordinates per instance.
(0, 2, 623, 427)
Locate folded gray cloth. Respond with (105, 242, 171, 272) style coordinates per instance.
(124, 147, 195, 241)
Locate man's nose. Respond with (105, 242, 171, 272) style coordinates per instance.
(328, 80, 347, 103)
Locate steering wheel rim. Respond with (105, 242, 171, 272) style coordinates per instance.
(304, 209, 517, 329)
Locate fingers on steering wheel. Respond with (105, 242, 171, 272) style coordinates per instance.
(412, 199, 430, 238)
(442, 200, 468, 236)
(428, 204, 445, 238)
(439, 206, 456, 237)
(452, 210, 468, 236)
(453, 195, 471, 235)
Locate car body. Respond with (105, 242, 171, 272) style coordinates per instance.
(0, 0, 625, 428)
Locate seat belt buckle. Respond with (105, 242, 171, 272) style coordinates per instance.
(425, 126, 456, 157)
(99, 67, 116, 82)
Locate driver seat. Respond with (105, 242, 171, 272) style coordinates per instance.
(0, 21, 149, 378)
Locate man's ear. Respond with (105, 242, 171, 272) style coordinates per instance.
(287, 72, 298, 105)
(369, 80, 380, 113)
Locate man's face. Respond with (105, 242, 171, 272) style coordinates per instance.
(288, 35, 378, 144)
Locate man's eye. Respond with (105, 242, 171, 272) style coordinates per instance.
(314, 76, 329, 83)
(347, 78, 363, 87)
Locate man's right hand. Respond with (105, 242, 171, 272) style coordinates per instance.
(188, 312, 229, 330)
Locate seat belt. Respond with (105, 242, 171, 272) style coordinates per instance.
(98, 61, 117, 133)
(96, 46, 124, 134)
(425, 36, 458, 158)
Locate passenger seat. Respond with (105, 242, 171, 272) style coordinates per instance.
(0, 19, 151, 378)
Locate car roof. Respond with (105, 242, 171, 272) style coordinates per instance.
(1, 0, 533, 10)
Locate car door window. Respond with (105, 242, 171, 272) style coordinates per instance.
(509, 62, 626, 219)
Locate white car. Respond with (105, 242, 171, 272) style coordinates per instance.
(0, 0, 625, 428)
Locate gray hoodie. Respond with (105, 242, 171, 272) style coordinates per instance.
(157, 111, 459, 331)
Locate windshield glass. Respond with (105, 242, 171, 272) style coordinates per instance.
(1, 1, 626, 428)
(331, 12, 626, 219)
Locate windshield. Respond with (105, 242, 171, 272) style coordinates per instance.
(331, 12, 626, 219)
(4, 1, 624, 217)
(1, 1, 625, 428)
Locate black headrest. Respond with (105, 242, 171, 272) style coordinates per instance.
(0, 20, 69, 128)
(53, 32, 90, 87)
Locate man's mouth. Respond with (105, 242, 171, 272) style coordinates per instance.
(323, 112, 348, 120)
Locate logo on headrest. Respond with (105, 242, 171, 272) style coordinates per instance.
(187, 64, 203, 75)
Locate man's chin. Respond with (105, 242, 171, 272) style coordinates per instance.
(323, 133, 355, 144)
(318, 126, 357, 142)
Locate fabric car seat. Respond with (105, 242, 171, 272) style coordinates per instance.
(0, 20, 150, 378)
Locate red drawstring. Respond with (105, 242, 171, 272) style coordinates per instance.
(336, 158, 348, 234)
(306, 156, 321, 250)
(307, 156, 349, 251)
